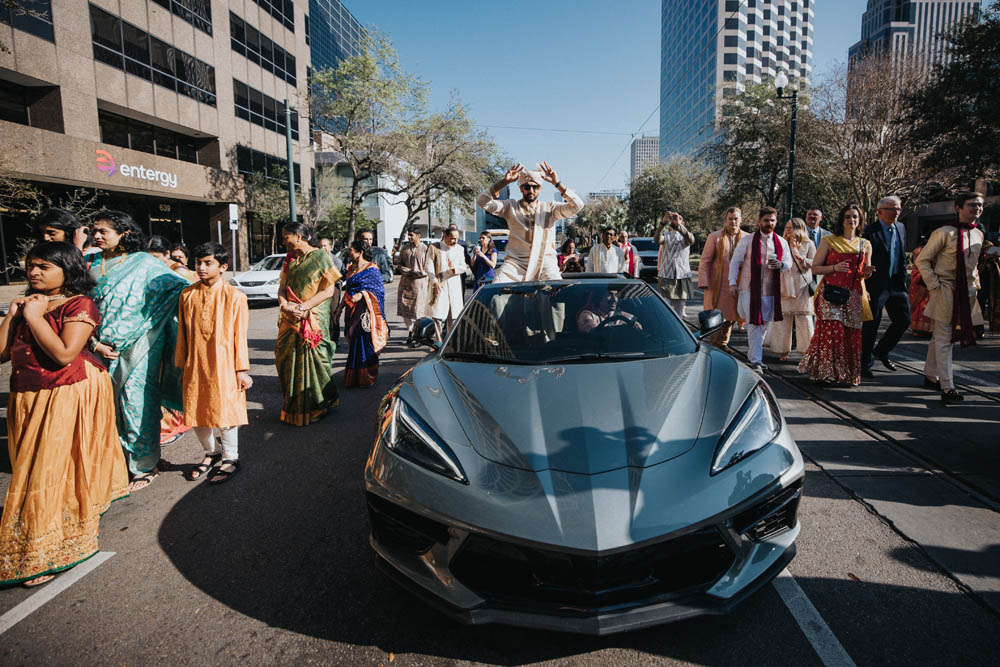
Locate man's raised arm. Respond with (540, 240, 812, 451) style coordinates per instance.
(476, 163, 523, 214)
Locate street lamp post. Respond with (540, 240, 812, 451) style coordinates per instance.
(774, 71, 798, 222)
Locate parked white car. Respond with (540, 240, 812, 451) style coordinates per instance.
(230, 254, 284, 302)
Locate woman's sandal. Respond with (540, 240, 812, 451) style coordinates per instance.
(128, 468, 160, 492)
(23, 573, 55, 588)
(189, 453, 222, 481)
(208, 459, 240, 485)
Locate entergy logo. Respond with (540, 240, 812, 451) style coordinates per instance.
(96, 150, 116, 177)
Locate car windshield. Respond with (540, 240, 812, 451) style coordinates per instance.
(442, 281, 696, 364)
(251, 256, 284, 271)
(630, 239, 658, 252)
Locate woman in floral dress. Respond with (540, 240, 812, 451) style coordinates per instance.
(798, 204, 874, 385)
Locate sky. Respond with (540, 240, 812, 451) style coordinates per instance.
(347, 0, 869, 200)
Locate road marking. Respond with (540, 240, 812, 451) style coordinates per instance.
(773, 568, 857, 667)
(0, 551, 115, 636)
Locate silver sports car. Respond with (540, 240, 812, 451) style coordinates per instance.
(365, 276, 804, 635)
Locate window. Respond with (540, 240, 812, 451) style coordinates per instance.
(230, 13, 297, 85)
(151, 0, 211, 36)
(245, 0, 294, 33)
(725, 1, 740, 11)
(724, 53, 738, 65)
(98, 109, 215, 165)
(90, 5, 216, 106)
(236, 144, 301, 186)
(233, 78, 299, 141)
(304, 14, 309, 45)
(0, 0, 54, 42)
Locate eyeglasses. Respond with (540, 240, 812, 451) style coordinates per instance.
(521, 184, 540, 190)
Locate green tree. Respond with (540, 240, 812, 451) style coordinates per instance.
(243, 168, 308, 254)
(627, 158, 720, 240)
(903, 6, 1000, 182)
(316, 201, 377, 245)
(571, 198, 627, 245)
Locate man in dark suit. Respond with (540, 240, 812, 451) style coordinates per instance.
(805, 207, 830, 250)
(861, 196, 911, 378)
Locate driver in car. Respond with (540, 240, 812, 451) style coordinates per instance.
(577, 291, 640, 333)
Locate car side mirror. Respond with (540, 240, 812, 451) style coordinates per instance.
(696, 309, 724, 340)
(414, 317, 440, 349)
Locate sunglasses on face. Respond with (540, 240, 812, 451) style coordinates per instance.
(521, 184, 540, 190)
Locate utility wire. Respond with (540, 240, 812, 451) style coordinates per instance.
(595, 0, 750, 188)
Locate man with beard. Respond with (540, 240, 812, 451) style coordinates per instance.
(428, 228, 469, 340)
(476, 163, 583, 283)
(698, 207, 745, 350)
(729, 207, 792, 372)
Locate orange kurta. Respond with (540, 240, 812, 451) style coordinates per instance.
(175, 280, 250, 428)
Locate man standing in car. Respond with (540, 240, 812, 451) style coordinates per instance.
(654, 210, 695, 318)
(729, 207, 792, 372)
(476, 163, 584, 283)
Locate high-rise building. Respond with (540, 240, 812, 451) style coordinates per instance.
(308, 0, 362, 72)
(587, 189, 628, 203)
(630, 135, 660, 182)
(659, 0, 814, 159)
(1, 1, 316, 269)
(848, 1, 980, 72)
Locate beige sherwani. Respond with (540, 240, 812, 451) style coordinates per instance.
(698, 229, 744, 321)
(428, 243, 468, 321)
(396, 242, 430, 320)
(475, 190, 584, 282)
(914, 224, 985, 327)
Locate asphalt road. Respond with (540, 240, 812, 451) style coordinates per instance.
(1, 285, 998, 666)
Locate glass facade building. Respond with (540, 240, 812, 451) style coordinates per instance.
(659, 0, 814, 159)
(308, 0, 362, 72)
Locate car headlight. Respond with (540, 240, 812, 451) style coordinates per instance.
(229, 279, 238, 286)
(265, 277, 280, 285)
(711, 384, 781, 475)
(382, 397, 468, 484)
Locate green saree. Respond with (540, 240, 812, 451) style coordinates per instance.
(275, 249, 341, 425)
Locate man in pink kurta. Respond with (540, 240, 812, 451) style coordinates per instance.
(698, 207, 745, 348)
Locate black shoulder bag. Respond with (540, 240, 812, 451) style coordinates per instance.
(822, 250, 861, 305)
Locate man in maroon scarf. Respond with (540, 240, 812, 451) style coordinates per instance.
(728, 207, 792, 372)
(915, 191, 986, 404)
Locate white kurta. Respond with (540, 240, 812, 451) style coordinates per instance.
(430, 243, 468, 320)
(729, 232, 793, 323)
(475, 190, 584, 282)
(586, 244, 626, 272)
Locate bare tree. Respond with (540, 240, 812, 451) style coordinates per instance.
(811, 57, 959, 219)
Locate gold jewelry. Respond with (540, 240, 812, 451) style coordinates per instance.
(99, 252, 128, 277)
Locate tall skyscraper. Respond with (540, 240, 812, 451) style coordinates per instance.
(848, 1, 980, 72)
(630, 135, 660, 182)
(659, 0, 814, 159)
(308, 0, 363, 72)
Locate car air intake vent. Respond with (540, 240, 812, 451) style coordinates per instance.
(732, 480, 803, 541)
(366, 493, 450, 554)
(450, 528, 735, 612)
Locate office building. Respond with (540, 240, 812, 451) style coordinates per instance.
(659, 0, 814, 159)
(848, 0, 980, 72)
(308, 0, 362, 72)
(587, 189, 628, 203)
(0, 1, 317, 270)
(630, 135, 660, 182)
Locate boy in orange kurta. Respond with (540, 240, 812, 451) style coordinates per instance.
(175, 242, 252, 484)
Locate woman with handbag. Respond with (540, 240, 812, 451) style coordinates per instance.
(771, 218, 816, 361)
(798, 204, 874, 385)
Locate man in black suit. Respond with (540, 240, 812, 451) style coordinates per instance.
(861, 195, 911, 378)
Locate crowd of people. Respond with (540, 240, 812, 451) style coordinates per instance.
(0, 208, 394, 589)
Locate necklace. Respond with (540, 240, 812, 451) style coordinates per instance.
(46, 294, 67, 302)
(519, 200, 538, 217)
(99, 252, 128, 277)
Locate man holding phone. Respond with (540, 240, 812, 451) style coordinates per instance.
(653, 208, 695, 317)
(728, 207, 792, 371)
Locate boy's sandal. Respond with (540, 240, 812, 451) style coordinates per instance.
(23, 573, 55, 588)
(128, 469, 159, 492)
(209, 459, 240, 485)
(189, 453, 222, 480)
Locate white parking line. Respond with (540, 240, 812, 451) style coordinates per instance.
(0, 551, 115, 636)
(773, 568, 857, 667)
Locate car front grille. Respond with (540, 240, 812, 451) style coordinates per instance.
(238, 280, 266, 287)
(732, 480, 803, 541)
(450, 527, 735, 611)
(367, 493, 450, 554)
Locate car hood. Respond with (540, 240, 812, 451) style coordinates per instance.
(434, 353, 712, 475)
(234, 270, 280, 283)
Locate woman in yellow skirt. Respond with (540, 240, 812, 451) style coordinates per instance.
(0, 241, 128, 587)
